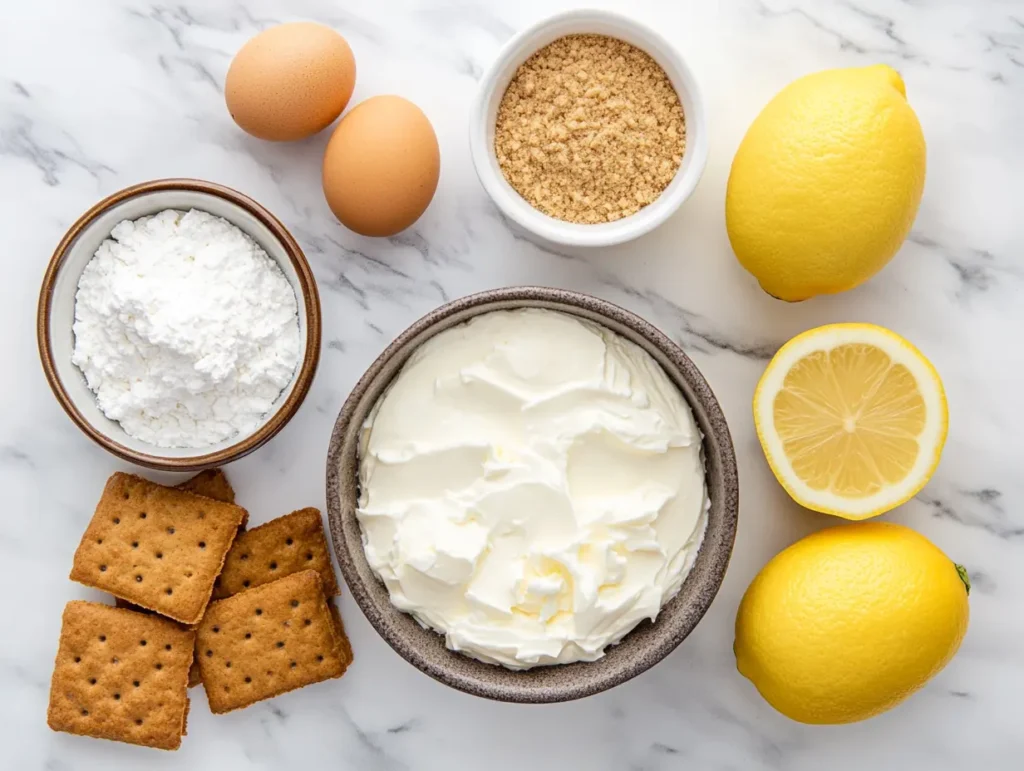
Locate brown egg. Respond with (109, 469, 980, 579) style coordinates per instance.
(225, 22, 356, 142)
(322, 96, 440, 237)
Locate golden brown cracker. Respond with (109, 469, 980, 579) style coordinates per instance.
(196, 570, 347, 714)
(212, 508, 339, 601)
(47, 601, 193, 750)
(176, 469, 235, 505)
(114, 471, 239, 614)
(116, 472, 238, 689)
(177, 469, 246, 529)
(112, 606, 202, 690)
(70, 473, 247, 625)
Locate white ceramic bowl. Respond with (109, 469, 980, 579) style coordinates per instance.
(469, 9, 708, 248)
(37, 179, 321, 471)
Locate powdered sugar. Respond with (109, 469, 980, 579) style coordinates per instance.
(71, 208, 300, 449)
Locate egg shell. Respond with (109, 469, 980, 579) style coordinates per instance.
(225, 22, 356, 142)
(322, 96, 440, 237)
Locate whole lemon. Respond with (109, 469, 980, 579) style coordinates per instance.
(726, 65, 926, 301)
(734, 522, 969, 724)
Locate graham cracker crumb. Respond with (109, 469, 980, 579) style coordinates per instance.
(494, 34, 686, 224)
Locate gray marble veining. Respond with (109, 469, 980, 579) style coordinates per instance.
(2, 0, 1023, 768)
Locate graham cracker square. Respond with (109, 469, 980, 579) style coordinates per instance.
(196, 570, 348, 714)
(114, 472, 240, 688)
(115, 469, 241, 610)
(176, 469, 236, 506)
(48, 601, 193, 750)
(212, 508, 339, 600)
(70, 473, 247, 625)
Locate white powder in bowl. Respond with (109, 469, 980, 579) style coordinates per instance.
(71, 208, 301, 449)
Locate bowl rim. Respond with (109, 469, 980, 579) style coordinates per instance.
(326, 286, 738, 702)
(36, 177, 321, 471)
(469, 8, 709, 247)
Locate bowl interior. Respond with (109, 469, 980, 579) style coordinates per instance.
(327, 288, 738, 703)
(470, 10, 709, 247)
(46, 186, 312, 463)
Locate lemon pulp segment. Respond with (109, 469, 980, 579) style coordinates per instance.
(773, 343, 927, 497)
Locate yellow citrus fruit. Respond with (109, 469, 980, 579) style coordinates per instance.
(735, 522, 970, 724)
(726, 65, 926, 301)
(754, 323, 947, 520)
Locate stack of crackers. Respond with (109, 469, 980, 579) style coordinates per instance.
(47, 471, 353, 751)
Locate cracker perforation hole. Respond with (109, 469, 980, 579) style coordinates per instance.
(245, 632, 251, 639)
(135, 575, 143, 583)
(244, 676, 252, 683)
(243, 580, 251, 588)
(269, 561, 277, 570)
(139, 512, 146, 519)
(198, 541, 206, 549)
(165, 588, 173, 596)
(255, 608, 263, 616)
(89, 677, 97, 685)
(155, 663, 162, 671)
(99, 565, 107, 572)
(139, 640, 147, 647)
(290, 600, 299, 608)
(286, 538, 293, 546)
(113, 692, 120, 700)
(167, 527, 175, 535)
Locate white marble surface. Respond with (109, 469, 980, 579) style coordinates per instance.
(2, 0, 1022, 767)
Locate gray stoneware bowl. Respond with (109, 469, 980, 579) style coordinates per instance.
(326, 287, 738, 703)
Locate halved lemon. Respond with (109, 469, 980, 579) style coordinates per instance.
(754, 323, 947, 520)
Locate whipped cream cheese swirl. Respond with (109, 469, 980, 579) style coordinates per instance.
(357, 309, 708, 669)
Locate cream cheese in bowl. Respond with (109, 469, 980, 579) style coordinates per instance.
(357, 308, 708, 669)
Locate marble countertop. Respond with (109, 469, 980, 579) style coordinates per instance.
(3, 0, 1022, 768)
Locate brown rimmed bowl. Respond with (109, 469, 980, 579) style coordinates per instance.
(37, 178, 321, 471)
(326, 286, 738, 703)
